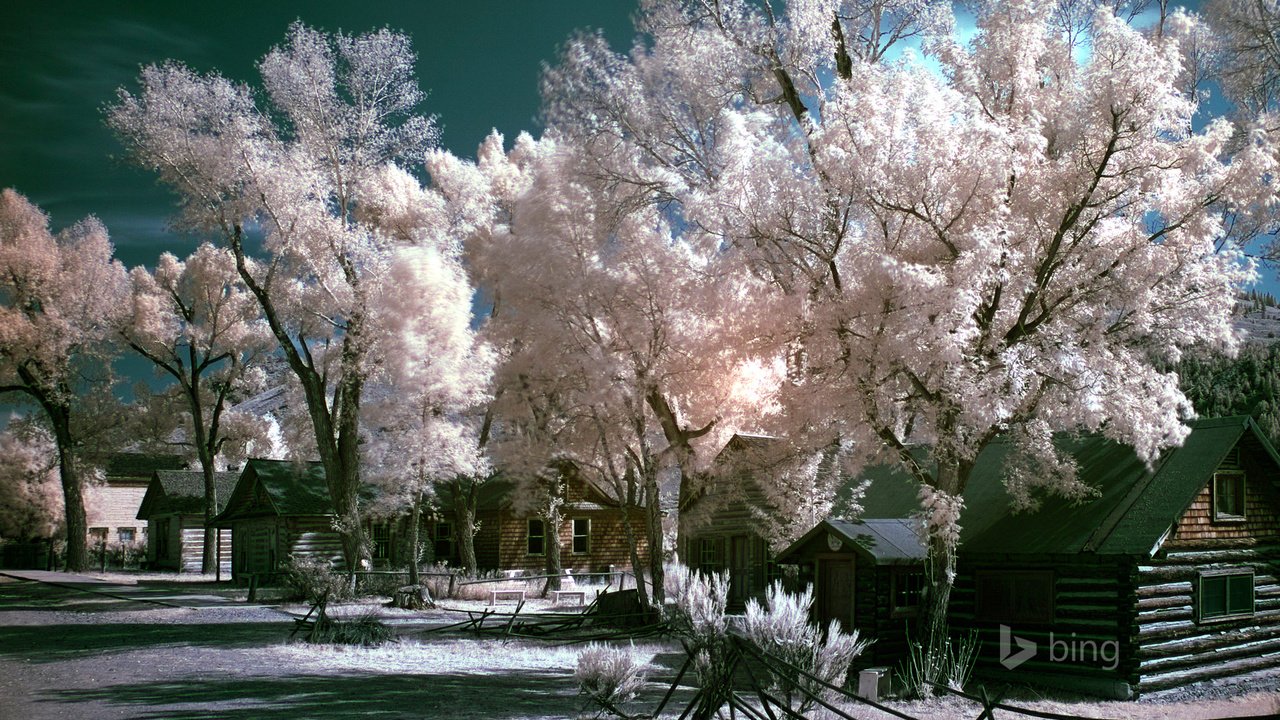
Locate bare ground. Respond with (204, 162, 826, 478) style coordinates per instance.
(0, 573, 1276, 720)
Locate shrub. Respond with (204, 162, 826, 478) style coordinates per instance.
(742, 582, 872, 713)
(282, 554, 349, 603)
(664, 563, 733, 699)
(309, 610, 394, 646)
(575, 643, 648, 719)
(898, 628, 979, 698)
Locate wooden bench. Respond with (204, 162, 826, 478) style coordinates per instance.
(550, 589, 587, 607)
(488, 589, 526, 606)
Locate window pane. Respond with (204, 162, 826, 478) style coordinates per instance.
(527, 519, 544, 555)
(1227, 574, 1254, 614)
(572, 518, 589, 554)
(1214, 473, 1245, 517)
(1200, 576, 1227, 618)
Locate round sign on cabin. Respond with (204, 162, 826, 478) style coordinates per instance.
(826, 533, 843, 552)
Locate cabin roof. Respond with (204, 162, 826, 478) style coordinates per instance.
(104, 453, 185, 483)
(136, 470, 240, 520)
(213, 459, 338, 525)
(855, 416, 1278, 558)
(776, 518, 927, 565)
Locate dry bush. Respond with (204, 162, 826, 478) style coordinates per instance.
(742, 581, 872, 712)
(575, 642, 649, 718)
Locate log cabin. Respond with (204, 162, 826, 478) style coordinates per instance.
(777, 415, 1280, 698)
(135, 469, 237, 573)
(212, 459, 349, 581)
(681, 434, 779, 610)
(213, 458, 649, 582)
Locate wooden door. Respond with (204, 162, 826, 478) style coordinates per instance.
(818, 556, 855, 631)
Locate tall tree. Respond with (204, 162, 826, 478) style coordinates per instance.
(540, 0, 1275, 661)
(0, 189, 129, 571)
(363, 239, 494, 585)
(109, 24, 441, 569)
(122, 244, 272, 572)
(429, 133, 773, 606)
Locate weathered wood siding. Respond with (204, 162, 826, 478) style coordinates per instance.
(87, 482, 148, 546)
(285, 516, 345, 569)
(1167, 440, 1279, 547)
(176, 516, 231, 574)
(492, 508, 648, 574)
(684, 478, 776, 610)
(1131, 438, 1280, 692)
(148, 513, 231, 573)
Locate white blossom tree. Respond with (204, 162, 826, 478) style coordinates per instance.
(109, 24, 442, 569)
(427, 133, 777, 606)
(121, 243, 273, 572)
(0, 421, 63, 543)
(363, 240, 494, 586)
(539, 0, 1276, 655)
(0, 189, 129, 571)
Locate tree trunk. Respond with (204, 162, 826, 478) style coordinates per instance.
(919, 457, 969, 689)
(49, 401, 86, 572)
(644, 465, 666, 606)
(545, 507, 563, 593)
(407, 495, 422, 587)
(622, 504, 650, 608)
(193, 419, 218, 574)
(453, 483, 478, 575)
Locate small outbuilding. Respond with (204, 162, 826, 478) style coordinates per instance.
(212, 459, 346, 582)
(135, 469, 238, 573)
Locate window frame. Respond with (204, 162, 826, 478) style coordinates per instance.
(572, 518, 590, 555)
(116, 527, 136, 545)
(433, 521, 453, 563)
(890, 569, 926, 619)
(975, 569, 1055, 625)
(370, 522, 392, 561)
(1212, 471, 1247, 522)
(526, 518, 546, 557)
(1197, 569, 1255, 623)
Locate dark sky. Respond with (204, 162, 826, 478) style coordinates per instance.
(0, 0, 636, 269)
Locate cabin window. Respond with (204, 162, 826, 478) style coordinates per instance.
(117, 527, 136, 545)
(891, 570, 926, 617)
(527, 519, 545, 556)
(1212, 472, 1246, 521)
(698, 537, 723, 571)
(433, 521, 453, 563)
(1198, 570, 1254, 622)
(89, 527, 108, 545)
(370, 523, 392, 561)
(976, 570, 1054, 624)
(572, 518, 590, 554)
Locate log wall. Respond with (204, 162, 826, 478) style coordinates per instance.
(950, 557, 1133, 693)
(1132, 546, 1280, 693)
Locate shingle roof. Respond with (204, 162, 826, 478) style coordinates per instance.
(213, 459, 334, 524)
(854, 416, 1276, 558)
(777, 518, 927, 565)
(136, 470, 240, 519)
(105, 453, 185, 481)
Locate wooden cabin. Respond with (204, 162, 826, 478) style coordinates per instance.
(779, 416, 1280, 698)
(135, 469, 237, 573)
(434, 472, 650, 576)
(682, 433, 822, 610)
(212, 459, 347, 582)
(86, 453, 184, 549)
(775, 518, 927, 667)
